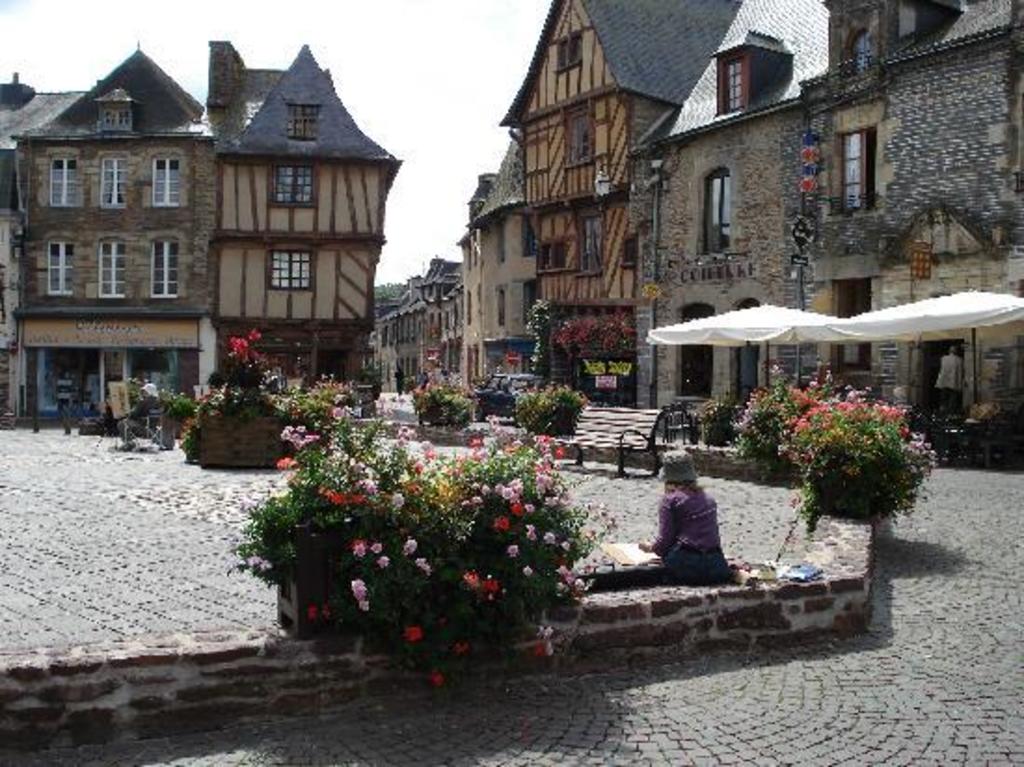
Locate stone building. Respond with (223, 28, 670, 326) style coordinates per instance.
(460, 142, 537, 381)
(374, 258, 460, 391)
(207, 42, 399, 382)
(802, 0, 1024, 409)
(502, 0, 739, 403)
(632, 0, 829, 406)
(12, 52, 216, 419)
(0, 74, 80, 415)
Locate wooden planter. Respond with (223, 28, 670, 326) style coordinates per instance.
(198, 415, 283, 468)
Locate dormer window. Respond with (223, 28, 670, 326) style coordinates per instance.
(287, 104, 320, 140)
(718, 54, 747, 114)
(557, 32, 583, 70)
(851, 30, 873, 74)
(102, 107, 132, 130)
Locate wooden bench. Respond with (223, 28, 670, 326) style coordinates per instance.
(563, 407, 668, 477)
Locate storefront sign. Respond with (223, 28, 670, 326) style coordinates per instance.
(23, 318, 199, 349)
(583, 360, 634, 376)
(595, 375, 618, 390)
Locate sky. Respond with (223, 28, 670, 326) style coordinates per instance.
(0, 0, 550, 285)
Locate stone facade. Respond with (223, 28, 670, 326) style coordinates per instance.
(633, 106, 809, 406)
(802, 0, 1024, 408)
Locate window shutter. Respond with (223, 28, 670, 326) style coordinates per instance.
(865, 128, 877, 208)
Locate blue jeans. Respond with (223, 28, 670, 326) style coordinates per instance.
(664, 545, 732, 586)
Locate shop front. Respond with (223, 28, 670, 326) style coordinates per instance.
(20, 316, 201, 418)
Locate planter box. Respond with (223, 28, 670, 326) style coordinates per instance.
(198, 415, 283, 468)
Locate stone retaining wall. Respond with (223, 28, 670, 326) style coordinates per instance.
(1, 518, 872, 751)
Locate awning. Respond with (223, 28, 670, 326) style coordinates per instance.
(648, 305, 841, 347)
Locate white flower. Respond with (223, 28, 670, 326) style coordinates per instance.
(391, 493, 405, 509)
(376, 556, 390, 569)
(507, 545, 520, 558)
(522, 566, 534, 577)
(403, 538, 418, 556)
(543, 532, 557, 545)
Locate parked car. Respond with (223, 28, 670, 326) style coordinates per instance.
(473, 374, 544, 420)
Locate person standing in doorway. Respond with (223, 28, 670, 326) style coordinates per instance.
(56, 372, 75, 435)
(935, 344, 964, 414)
(394, 364, 405, 396)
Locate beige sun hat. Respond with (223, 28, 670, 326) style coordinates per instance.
(660, 451, 698, 484)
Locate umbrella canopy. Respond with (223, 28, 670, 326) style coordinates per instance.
(648, 305, 842, 347)
(828, 291, 1024, 342)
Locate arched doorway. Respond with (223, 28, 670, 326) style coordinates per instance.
(678, 303, 715, 397)
(734, 298, 761, 402)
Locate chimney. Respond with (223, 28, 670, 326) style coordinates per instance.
(207, 41, 245, 109)
(468, 173, 497, 222)
(0, 73, 35, 110)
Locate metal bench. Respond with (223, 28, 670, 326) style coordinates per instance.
(563, 407, 668, 477)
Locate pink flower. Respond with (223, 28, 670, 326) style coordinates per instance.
(561, 541, 571, 552)
(507, 545, 520, 558)
(525, 525, 537, 541)
(371, 542, 383, 555)
(376, 556, 390, 569)
(543, 532, 557, 545)
(392, 493, 405, 509)
(524, 503, 535, 514)
(352, 540, 368, 559)
(415, 558, 432, 576)
(351, 579, 368, 602)
(358, 600, 370, 612)
(403, 538, 418, 556)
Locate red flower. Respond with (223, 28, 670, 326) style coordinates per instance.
(248, 329, 262, 342)
(482, 577, 501, 595)
(428, 670, 445, 688)
(453, 641, 470, 656)
(510, 503, 524, 517)
(533, 642, 547, 658)
(555, 446, 566, 460)
(306, 604, 319, 622)
(276, 457, 298, 471)
(493, 516, 511, 532)
(403, 625, 424, 643)
(469, 437, 484, 448)
(321, 603, 331, 621)
(462, 571, 480, 590)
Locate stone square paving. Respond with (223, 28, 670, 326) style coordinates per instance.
(1, 428, 1022, 765)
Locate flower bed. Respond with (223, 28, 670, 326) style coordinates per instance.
(515, 386, 587, 436)
(412, 383, 474, 429)
(236, 417, 594, 683)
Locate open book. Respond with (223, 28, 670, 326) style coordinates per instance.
(601, 543, 661, 567)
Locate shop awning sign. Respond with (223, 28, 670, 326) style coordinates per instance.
(22, 318, 200, 349)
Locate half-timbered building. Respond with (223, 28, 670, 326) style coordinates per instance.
(207, 42, 399, 382)
(502, 0, 738, 398)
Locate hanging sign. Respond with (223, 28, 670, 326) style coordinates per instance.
(800, 130, 821, 194)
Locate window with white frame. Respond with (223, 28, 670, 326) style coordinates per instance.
(152, 158, 180, 207)
(47, 242, 74, 295)
(270, 250, 311, 289)
(101, 158, 127, 208)
(99, 241, 126, 297)
(50, 158, 79, 207)
(151, 240, 179, 297)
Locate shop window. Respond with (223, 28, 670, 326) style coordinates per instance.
(835, 278, 872, 370)
(101, 157, 127, 208)
(841, 129, 876, 211)
(152, 240, 179, 297)
(50, 158, 79, 207)
(152, 158, 180, 207)
(270, 250, 312, 289)
(47, 241, 74, 295)
(129, 348, 179, 394)
(568, 108, 592, 165)
(273, 165, 314, 204)
(704, 169, 732, 253)
(580, 215, 603, 272)
(99, 241, 126, 297)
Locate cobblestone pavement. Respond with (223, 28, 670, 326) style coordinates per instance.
(3, 433, 1022, 765)
(0, 431, 790, 652)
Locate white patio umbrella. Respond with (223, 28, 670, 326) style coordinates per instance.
(647, 304, 842, 347)
(826, 291, 1024, 404)
(647, 304, 843, 386)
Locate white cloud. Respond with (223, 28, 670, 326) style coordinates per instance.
(0, 0, 549, 284)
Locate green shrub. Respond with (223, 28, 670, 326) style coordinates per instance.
(235, 418, 594, 684)
(413, 383, 473, 428)
(515, 386, 587, 436)
(160, 392, 198, 422)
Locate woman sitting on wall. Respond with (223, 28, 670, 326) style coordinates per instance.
(640, 451, 733, 586)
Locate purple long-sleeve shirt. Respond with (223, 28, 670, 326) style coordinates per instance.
(651, 489, 722, 557)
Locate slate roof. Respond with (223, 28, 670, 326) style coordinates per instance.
(20, 50, 206, 138)
(659, 0, 829, 141)
(502, 0, 738, 126)
(0, 150, 15, 209)
(223, 46, 395, 163)
(472, 141, 524, 225)
(891, 0, 1011, 59)
(0, 91, 82, 149)
(209, 68, 283, 147)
